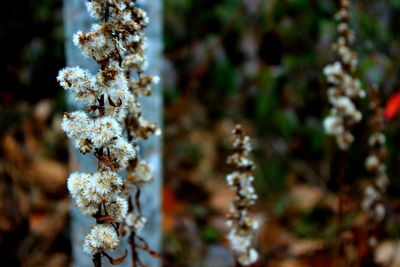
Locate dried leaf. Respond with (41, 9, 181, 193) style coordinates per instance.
(108, 96, 122, 107)
(88, 105, 104, 118)
(135, 244, 160, 258)
(97, 155, 118, 171)
(102, 250, 128, 265)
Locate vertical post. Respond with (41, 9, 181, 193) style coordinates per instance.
(63, 0, 162, 266)
(137, 0, 163, 266)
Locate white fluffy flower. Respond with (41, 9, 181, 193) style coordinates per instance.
(238, 248, 258, 266)
(109, 138, 136, 171)
(362, 186, 379, 212)
(334, 96, 355, 115)
(323, 11, 364, 151)
(83, 224, 120, 254)
(126, 213, 147, 232)
(59, 0, 163, 258)
(239, 184, 257, 203)
(374, 203, 386, 221)
(127, 160, 153, 186)
(108, 77, 130, 103)
(70, 170, 123, 213)
(106, 197, 129, 221)
(365, 155, 380, 172)
(73, 27, 116, 61)
(228, 154, 254, 168)
(369, 133, 386, 146)
(227, 229, 251, 252)
(228, 227, 259, 265)
(348, 110, 362, 123)
(90, 116, 122, 148)
(323, 116, 344, 136)
(336, 131, 354, 150)
(75, 196, 99, 216)
(57, 67, 98, 104)
(323, 62, 342, 83)
(226, 172, 241, 186)
(85, 1, 106, 19)
(122, 54, 146, 71)
(62, 111, 94, 141)
(67, 172, 91, 197)
(86, 171, 123, 196)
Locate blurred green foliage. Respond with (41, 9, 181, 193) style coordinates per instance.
(0, 0, 64, 105)
(164, 0, 400, 248)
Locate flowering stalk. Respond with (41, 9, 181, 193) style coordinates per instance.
(226, 125, 258, 266)
(58, 0, 159, 265)
(362, 85, 389, 248)
(323, 0, 365, 150)
(322, 1, 366, 263)
(110, 1, 161, 265)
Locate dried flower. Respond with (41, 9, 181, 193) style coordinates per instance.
(323, 0, 365, 150)
(126, 213, 147, 232)
(362, 85, 389, 247)
(58, 0, 160, 260)
(97, 0, 162, 262)
(83, 224, 120, 254)
(61, 0, 160, 263)
(226, 125, 258, 265)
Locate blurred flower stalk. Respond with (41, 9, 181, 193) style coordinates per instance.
(226, 125, 258, 266)
(323, 0, 365, 150)
(362, 85, 389, 247)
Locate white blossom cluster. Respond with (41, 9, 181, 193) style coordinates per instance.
(125, 212, 147, 232)
(323, 0, 365, 150)
(109, 0, 161, 240)
(226, 125, 258, 266)
(83, 223, 120, 254)
(57, 0, 160, 257)
(362, 185, 386, 224)
(67, 171, 128, 218)
(362, 88, 389, 247)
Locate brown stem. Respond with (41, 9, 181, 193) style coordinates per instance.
(334, 152, 347, 265)
(234, 255, 242, 267)
(129, 231, 145, 267)
(92, 252, 102, 267)
(135, 186, 142, 214)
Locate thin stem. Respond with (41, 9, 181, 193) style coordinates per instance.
(129, 231, 143, 267)
(334, 152, 347, 265)
(92, 252, 102, 267)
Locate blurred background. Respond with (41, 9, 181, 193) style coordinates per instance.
(2, 0, 400, 266)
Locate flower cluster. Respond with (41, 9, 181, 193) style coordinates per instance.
(58, 0, 159, 260)
(107, 1, 161, 241)
(87, 0, 163, 263)
(67, 171, 127, 219)
(226, 125, 258, 266)
(83, 224, 120, 254)
(362, 86, 389, 247)
(323, 0, 365, 150)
